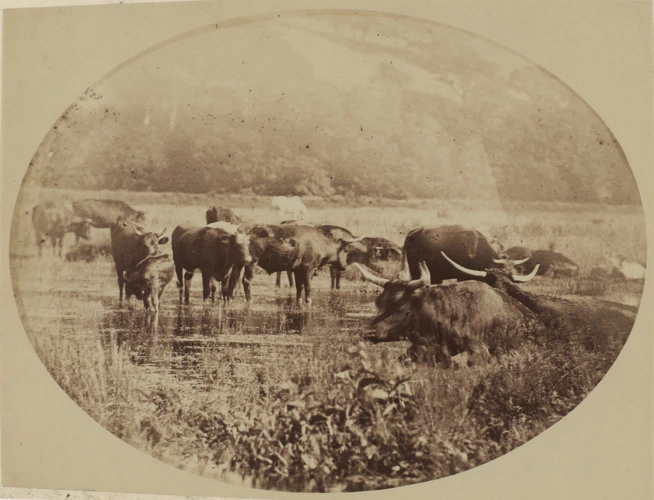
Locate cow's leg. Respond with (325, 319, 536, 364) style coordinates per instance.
(336, 269, 341, 290)
(293, 269, 305, 303)
(275, 272, 282, 288)
(227, 264, 242, 300)
(329, 266, 336, 289)
(150, 283, 160, 313)
(50, 236, 57, 256)
(221, 275, 230, 302)
(116, 269, 125, 302)
(175, 264, 184, 302)
(407, 259, 422, 281)
(143, 291, 153, 312)
(184, 271, 193, 304)
(210, 277, 217, 303)
(241, 264, 255, 302)
(287, 271, 294, 287)
(201, 272, 211, 302)
(303, 267, 313, 304)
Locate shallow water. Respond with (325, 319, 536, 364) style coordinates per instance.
(13, 254, 380, 387)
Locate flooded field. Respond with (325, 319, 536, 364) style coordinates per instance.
(9, 195, 646, 491)
(14, 253, 407, 390)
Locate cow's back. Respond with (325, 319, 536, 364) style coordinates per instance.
(404, 225, 497, 283)
(172, 224, 231, 272)
(417, 281, 542, 354)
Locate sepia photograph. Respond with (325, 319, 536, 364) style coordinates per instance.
(1, 1, 652, 498)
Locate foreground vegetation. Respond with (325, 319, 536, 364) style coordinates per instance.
(11, 189, 645, 491)
(31, 312, 629, 491)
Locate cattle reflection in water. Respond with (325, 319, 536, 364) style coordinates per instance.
(97, 290, 371, 385)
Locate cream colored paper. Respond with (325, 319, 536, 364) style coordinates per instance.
(1, 1, 652, 499)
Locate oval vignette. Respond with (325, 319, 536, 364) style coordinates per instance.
(9, 9, 646, 494)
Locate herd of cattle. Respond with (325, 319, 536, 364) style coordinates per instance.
(29, 197, 644, 365)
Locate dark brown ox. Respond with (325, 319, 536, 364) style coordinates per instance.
(32, 202, 92, 257)
(441, 252, 637, 346)
(72, 199, 146, 228)
(402, 225, 528, 284)
(171, 224, 252, 304)
(110, 220, 169, 301)
(206, 206, 243, 225)
(503, 247, 579, 278)
(274, 223, 369, 290)
(355, 262, 543, 366)
(124, 254, 175, 313)
(227, 224, 363, 304)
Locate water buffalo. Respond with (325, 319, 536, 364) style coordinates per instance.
(503, 247, 579, 278)
(32, 202, 93, 257)
(226, 224, 363, 304)
(271, 196, 309, 221)
(363, 237, 403, 262)
(355, 262, 543, 366)
(171, 223, 252, 304)
(402, 225, 528, 284)
(65, 243, 113, 262)
(110, 220, 169, 301)
(442, 252, 638, 342)
(124, 254, 175, 313)
(72, 199, 146, 228)
(206, 206, 243, 225)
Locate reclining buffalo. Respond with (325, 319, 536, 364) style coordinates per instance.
(441, 252, 637, 345)
(401, 225, 528, 284)
(355, 261, 543, 366)
(32, 201, 93, 257)
(502, 246, 579, 278)
(225, 224, 363, 304)
(171, 223, 252, 304)
(110, 219, 169, 302)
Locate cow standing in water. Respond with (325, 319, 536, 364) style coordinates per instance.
(124, 254, 175, 313)
(226, 224, 363, 304)
(110, 219, 169, 302)
(32, 201, 93, 257)
(171, 224, 252, 304)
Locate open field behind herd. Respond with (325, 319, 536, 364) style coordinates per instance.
(9, 188, 646, 491)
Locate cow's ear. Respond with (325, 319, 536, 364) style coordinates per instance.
(158, 236, 169, 245)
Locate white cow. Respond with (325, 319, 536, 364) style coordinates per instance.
(608, 255, 646, 280)
(271, 196, 309, 221)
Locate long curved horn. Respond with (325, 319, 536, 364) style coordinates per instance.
(441, 252, 487, 277)
(354, 264, 389, 287)
(492, 256, 530, 265)
(407, 261, 431, 290)
(512, 265, 540, 282)
(157, 228, 167, 238)
(134, 226, 144, 236)
(341, 236, 364, 244)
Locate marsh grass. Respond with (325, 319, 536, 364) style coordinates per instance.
(10, 188, 646, 491)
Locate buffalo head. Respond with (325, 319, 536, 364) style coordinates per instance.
(355, 261, 431, 342)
